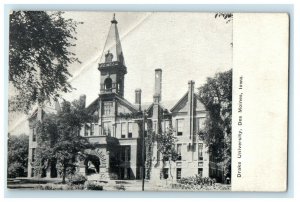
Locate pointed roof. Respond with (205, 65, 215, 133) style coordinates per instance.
(99, 14, 125, 65)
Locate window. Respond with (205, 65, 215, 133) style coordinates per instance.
(31, 168, 34, 177)
(163, 120, 170, 132)
(198, 168, 203, 177)
(121, 123, 126, 138)
(176, 168, 182, 180)
(99, 125, 102, 136)
(121, 149, 125, 162)
(103, 122, 111, 136)
(32, 148, 36, 162)
(84, 124, 89, 136)
(125, 146, 131, 161)
(32, 128, 36, 142)
(163, 168, 169, 179)
(153, 121, 157, 132)
(176, 119, 183, 136)
(116, 123, 121, 138)
(104, 78, 112, 90)
(177, 144, 182, 161)
(90, 124, 94, 136)
(198, 143, 203, 161)
(128, 123, 133, 138)
(196, 118, 206, 133)
(103, 102, 113, 115)
(144, 123, 148, 136)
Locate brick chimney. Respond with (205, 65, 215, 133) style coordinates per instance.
(135, 88, 142, 111)
(187, 80, 195, 140)
(154, 68, 162, 102)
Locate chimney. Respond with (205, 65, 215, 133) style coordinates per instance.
(188, 80, 195, 95)
(154, 68, 162, 102)
(135, 88, 142, 111)
(79, 94, 86, 108)
(187, 80, 195, 141)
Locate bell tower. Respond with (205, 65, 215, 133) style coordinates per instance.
(98, 14, 127, 97)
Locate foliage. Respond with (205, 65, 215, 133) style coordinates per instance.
(109, 173, 119, 180)
(84, 181, 104, 190)
(215, 12, 233, 23)
(198, 69, 232, 179)
(114, 184, 126, 191)
(117, 112, 143, 120)
(68, 173, 87, 185)
(156, 128, 178, 179)
(177, 175, 216, 186)
(9, 11, 82, 113)
(34, 97, 95, 183)
(156, 128, 178, 162)
(35, 183, 85, 190)
(7, 134, 29, 178)
(144, 121, 155, 179)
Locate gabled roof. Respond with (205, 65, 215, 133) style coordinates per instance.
(86, 94, 139, 114)
(170, 91, 189, 112)
(115, 94, 139, 112)
(28, 102, 61, 120)
(170, 92, 204, 113)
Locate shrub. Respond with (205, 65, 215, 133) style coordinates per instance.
(68, 174, 87, 185)
(35, 184, 66, 190)
(114, 184, 126, 191)
(35, 183, 85, 190)
(177, 175, 216, 186)
(109, 172, 118, 180)
(67, 184, 85, 190)
(84, 181, 103, 190)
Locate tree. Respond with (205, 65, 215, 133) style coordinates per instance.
(198, 69, 232, 180)
(7, 133, 29, 178)
(215, 12, 233, 23)
(9, 11, 82, 113)
(34, 98, 95, 183)
(156, 128, 178, 180)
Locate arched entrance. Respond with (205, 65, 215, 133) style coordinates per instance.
(82, 148, 109, 180)
(85, 154, 100, 175)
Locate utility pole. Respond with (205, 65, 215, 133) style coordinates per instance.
(142, 110, 146, 191)
(133, 110, 148, 191)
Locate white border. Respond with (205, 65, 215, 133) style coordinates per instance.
(1, 0, 298, 201)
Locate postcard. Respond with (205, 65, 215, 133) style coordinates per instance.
(7, 11, 289, 192)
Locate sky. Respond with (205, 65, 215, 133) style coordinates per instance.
(8, 12, 232, 136)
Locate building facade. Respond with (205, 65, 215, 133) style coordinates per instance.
(27, 15, 222, 182)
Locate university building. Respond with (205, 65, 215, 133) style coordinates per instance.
(27, 15, 222, 182)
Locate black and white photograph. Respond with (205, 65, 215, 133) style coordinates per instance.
(8, 11, 233, 191)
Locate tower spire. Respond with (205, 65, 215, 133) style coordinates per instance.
(99, 13, 124, 65)
(111, 13, 118, 24)
(98, 13, 127, 97)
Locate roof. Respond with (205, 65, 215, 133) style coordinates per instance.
(170, 92, 189, 112)
(86, 93, 139, 114)
(99, 14, 125, 66)
(170, 92, 203, 112)
(28, 102, 61, 120)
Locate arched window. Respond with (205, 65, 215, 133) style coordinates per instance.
(104, 78, 112, 90)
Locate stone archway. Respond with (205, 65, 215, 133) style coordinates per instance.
(84, 148, 110, 180)
(85, 155, 100, 175)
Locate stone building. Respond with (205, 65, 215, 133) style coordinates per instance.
(27, 15, 223, 182)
